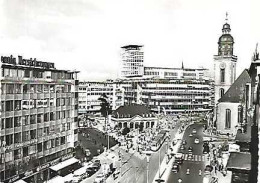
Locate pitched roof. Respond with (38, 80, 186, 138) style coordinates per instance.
(226, 152, 251, 172)
(218, 69, 251, 103)
(112, 104, 154, 118)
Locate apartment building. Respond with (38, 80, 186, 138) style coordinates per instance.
(0, 55, 79, 183)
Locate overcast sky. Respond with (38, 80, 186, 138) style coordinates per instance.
(0, 0, 259, 81)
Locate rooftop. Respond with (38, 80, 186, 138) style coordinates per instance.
(226, 152, 251, 172)
(218, 69, 251, 103)
(112, 104, 154, 118)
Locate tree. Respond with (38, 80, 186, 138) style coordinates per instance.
(98, 94, 112, 129)
(122, 127, 130, 135)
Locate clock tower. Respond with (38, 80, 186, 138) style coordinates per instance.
(214, 14, 237, 105)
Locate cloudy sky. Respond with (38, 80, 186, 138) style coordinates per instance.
(0, 0, 259, 81)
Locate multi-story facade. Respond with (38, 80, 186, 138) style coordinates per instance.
(120, 45, 144, 78)
(114, 78, 213, 115)
(0, 55, 79, 183)
(214, 18, 237, 105)
(78, 81, 116, 114)
(144, 66, 210, 80)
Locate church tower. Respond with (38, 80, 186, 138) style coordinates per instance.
(214, 13, 237, 105)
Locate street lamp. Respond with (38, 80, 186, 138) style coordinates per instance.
(155, 146, 165, 183)
(145, 151, 152, 183)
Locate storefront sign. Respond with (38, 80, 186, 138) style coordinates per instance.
(18, 56, 55, 69)
(37, 163, 50, 172)
(50, 158, 60, 166)
(1, 55, 55, 69)
(61, 153, 73, 161)
(1, 55, 16, 65)
(24, 170, 34, 177)
(14, 143, 23, 148)
(8, 175, 20, 183)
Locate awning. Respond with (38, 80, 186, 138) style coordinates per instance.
(226, 152, 251, 172)
(50, 157, 79, 171)
(47, 176, 64, 183)
(14, 180, 27, 183)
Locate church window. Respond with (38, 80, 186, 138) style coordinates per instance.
(238, 105, 243, 124)
(220, 88, 225, 98)
(225, 109, 231, 129)
(220, 69, 225, 82)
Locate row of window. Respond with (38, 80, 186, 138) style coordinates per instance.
(1, 98, 71, 112)
(0, 111, 71, 129)
(0, 136, 67, 163)
(1, 83, 72, 94)
(0, 125, 71, 147)
(2, 68, 74, 80)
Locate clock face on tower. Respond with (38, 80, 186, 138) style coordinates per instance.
(220, 62, 226, 69)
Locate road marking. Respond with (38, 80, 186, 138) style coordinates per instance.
(182, 154, 206, 162)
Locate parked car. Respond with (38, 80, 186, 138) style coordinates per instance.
(189, 133, 193, 137)
(172, 163, 179, 173)
(194, 138, 200, 144)
(188, 146, 193, 152)
(180, 145, 185, 150)
(93, 173, 105, 183)
(86, 167, 96, 177)
(182, 140, 187, 145)
(192, 128, 197, 134)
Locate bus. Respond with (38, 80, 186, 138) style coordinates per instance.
(151, 130, 168, 151)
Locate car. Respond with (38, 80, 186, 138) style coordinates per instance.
(182, 140, 187, 145)
(189, 133, 193, 137)
(174, 153, 184, 164)
(180, 145, 185, 150)
(188, 146, 193, 152)
(86, 167, 96, 177)
(187, 153, 193, 159)
(94, 173, 106, 183)
(194, 138, 200, 144)
(171, 163, 179, 173)
(192, 128, 197, 134)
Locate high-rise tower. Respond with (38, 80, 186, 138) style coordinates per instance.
(120, 45, 144, 78)
(214, 14, 238, 105)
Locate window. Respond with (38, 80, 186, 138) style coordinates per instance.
(5, 118, 13, 128)
(6, 134, 13, 146)
(22, 131, 30, 141)
(14, 133, 21, 143)
(5, 101, 13, 111)
(22, 115, 29, 126)
(225, 109, 231, 129)
(238, 105, 243, 124)
(37, 114, 43, 123)
(220, 69, 225, 83)
(37, 128, 43, 137)
(14, 100, 21, 110)
(220, 88, 225, 98)
(14, 117, 21, 127)
(37, 143, 42, 152)
(23, 146, 29, 157)
(30, 129, 36, 139)
(30, 115, 36, 124)
(24, 69, 30, 78)
(6, 84, 14, 94)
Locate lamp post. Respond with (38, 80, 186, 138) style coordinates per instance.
(145, 152, 152, 183)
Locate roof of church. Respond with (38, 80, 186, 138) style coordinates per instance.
(112, 104, 154, 118)
(218, 69, 251, 103)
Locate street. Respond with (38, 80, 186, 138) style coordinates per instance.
(166, 123, 206, 183)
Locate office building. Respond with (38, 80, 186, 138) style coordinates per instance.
(0, 55, 79, 182)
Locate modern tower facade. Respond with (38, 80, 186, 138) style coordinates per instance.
(0, 55, 79, 182)
(120, 45, 144, 78)
(214, 16, 237, 105)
